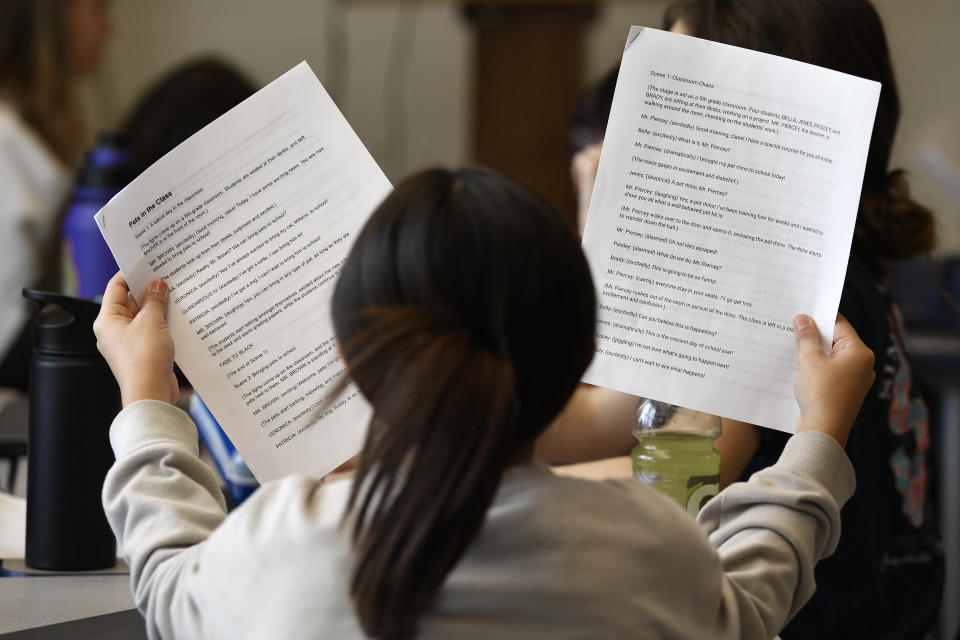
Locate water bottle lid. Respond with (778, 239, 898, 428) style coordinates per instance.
(633, 399, 722, 437)
(75, 132, 136, 192)
(634, 399, 674, 435)
(23, 289, 102, 355)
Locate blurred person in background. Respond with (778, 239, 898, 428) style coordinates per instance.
(119, 57, 256, 176)
(0, 0, 111, 389)
(117, 55, 255, 393)
(542, 1, 944, 637)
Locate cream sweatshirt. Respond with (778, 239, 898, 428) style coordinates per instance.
(103, 400, 854, 640)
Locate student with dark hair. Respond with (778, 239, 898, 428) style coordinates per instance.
(120, 57, 257, 174)
(671, 3, 944, 636)
(95, 166, 874, 639)
(543, 1, 944, 637)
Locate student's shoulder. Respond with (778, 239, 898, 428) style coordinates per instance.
(517, 471, 721, 594)
(200, 475, 351, 565)
(234, 474, 351, 534)
(542, 468, 682, 511)
(598, 476, 708, 531)
(198, 475, 352, 579)
(518, 466, 710, 544)
(191, 476, 357, 630)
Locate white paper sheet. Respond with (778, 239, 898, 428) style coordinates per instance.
(96, 62, 391, 480)
(581, 28, 880, 432)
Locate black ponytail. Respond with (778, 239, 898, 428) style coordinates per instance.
(331, 168, 596, 638)
(342, 309, 516, 639)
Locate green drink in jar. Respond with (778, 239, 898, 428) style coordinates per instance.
(631, 400, 722, 516)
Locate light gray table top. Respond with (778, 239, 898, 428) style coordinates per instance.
(0, 574, 135, 635)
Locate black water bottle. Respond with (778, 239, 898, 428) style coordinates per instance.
(23, 289, 121, 571)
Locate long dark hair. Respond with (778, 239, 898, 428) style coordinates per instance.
(663, 0, 935, 261)
(331, 167, 596, 639)
(120, 57, 256, 173)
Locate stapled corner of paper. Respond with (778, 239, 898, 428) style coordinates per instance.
(95, 211, 106, 232)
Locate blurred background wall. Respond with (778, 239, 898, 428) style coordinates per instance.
(79, 0, 960, 250)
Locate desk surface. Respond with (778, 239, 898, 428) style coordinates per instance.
(0, 574, 135, 635)
(0, 609, 145, 640)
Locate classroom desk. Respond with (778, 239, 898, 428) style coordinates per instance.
(0, 574, 140, 637)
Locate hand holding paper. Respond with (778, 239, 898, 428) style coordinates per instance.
(94, 274, 179, 407)
(581, 28, 880, 432)
(792, 313, 876, 447)
(96, 62, 391, 481)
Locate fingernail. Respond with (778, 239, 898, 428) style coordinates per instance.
(151, 280, 167, 293)
(793, 315, 811, 331)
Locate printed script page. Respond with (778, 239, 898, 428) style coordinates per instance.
(581, 28, 880, 432)
(96, 62, 391, 480)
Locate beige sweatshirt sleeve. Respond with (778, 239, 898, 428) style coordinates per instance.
(102, 400, 854, 640)
(696, 429, 856, 639)
(102, 400, 228, 640)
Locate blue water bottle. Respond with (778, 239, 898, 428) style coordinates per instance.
(189, 394, 259, 506)
(61, 133, 135, 298)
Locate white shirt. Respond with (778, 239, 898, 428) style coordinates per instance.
(0, 101, 69, 357)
